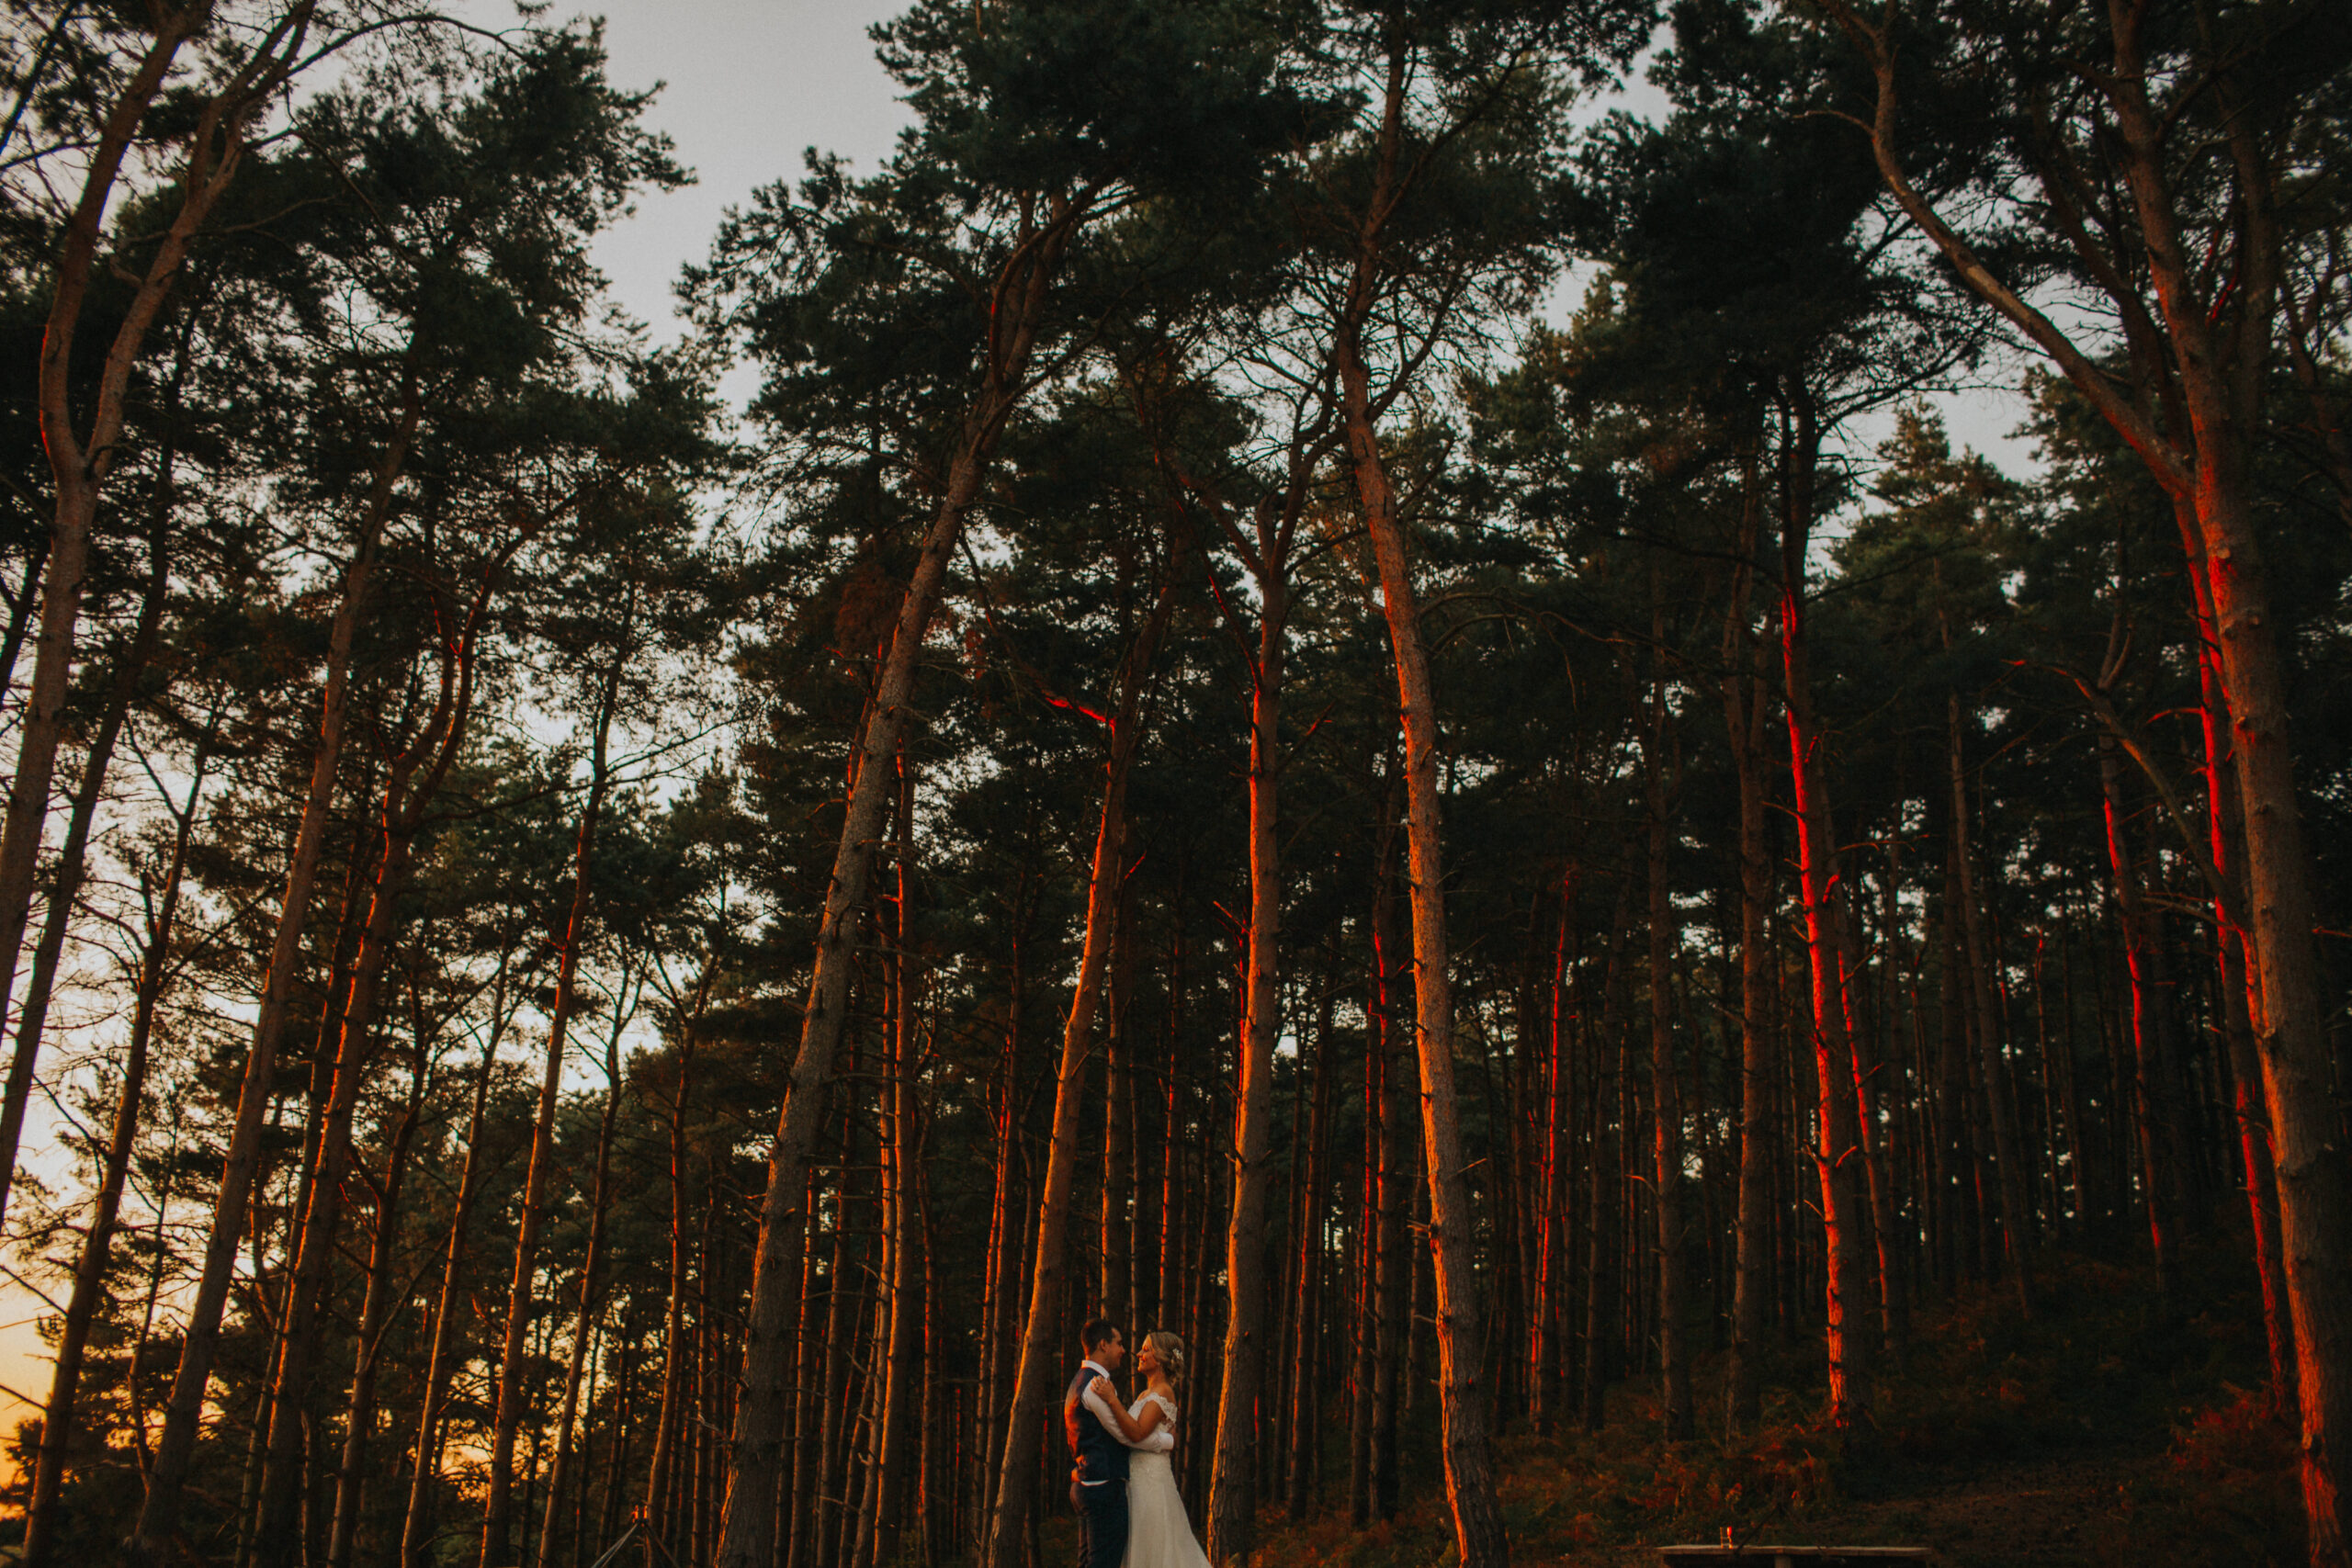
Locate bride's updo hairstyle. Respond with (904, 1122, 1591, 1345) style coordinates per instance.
(1145, 1330, 1185, 1391)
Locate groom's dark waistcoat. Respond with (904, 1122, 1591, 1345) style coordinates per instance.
(1069, 1364, 1130, 1483)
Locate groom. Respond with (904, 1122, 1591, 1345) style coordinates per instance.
(1064, 1319, 1129, 1568)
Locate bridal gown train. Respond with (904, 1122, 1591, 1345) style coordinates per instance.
(1122, 1392, 1210, 1568)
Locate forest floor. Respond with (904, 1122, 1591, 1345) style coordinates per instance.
(1251, 1226, 2306, 1568)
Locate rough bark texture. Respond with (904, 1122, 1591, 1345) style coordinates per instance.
(1209, 507, 1292, 1568)
(1775, 398, 1873, 1437)
(1835, 16, 2351, 1548)
(1342, 299, 1511, 1568)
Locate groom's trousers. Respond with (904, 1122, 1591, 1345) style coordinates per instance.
(1073, 1479, 1127, 1568)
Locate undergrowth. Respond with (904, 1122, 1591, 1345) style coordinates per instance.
(1248, 1228, 2303, 1567)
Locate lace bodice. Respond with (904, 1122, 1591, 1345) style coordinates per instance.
(1130, 1391, 1177, 1453)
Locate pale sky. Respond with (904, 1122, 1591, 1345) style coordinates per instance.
(581, 0, 911, 341)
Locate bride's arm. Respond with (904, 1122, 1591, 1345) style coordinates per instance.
(1086, 1379, 1167, 1444)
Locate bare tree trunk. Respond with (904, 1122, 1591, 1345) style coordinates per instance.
(10, 11, 301, 1269)
(1774, 389, 1873, 1438)
(1951, 694, 2035, 1317)
(1340, 273, 1510, 1568)
(647, 1033, 695, 1564)
(535, 978, 638, 1568)
(0, 389, 178, 1234)
(2097, 731, 2177, 1305)
(135, 381, 419, 1562)
(865, 753, 924, 1568)
(324, 1040, 427, 1568)
(1208, 513, 1291, 1568)
(253, 805, 422, 1568)
(1642, 649, 1693, 1442)
(1723, 455, 1773, 1431)
(21, 718, 213, 1567)
(1326, 39, 1510, 1561)
(718, 194, 1093, 1568)
(400, 963, 516, 1568)
(484, 615, 631, 1567)
(1530, 871, 1573, 1438)
(984, 570, 1174, 1568)
(1285, 992, 1333, 1518)
(254, 548, 501, 1568)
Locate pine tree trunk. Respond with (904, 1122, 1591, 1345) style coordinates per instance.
(1209, 536, 1288, 1568)
(534, 988, 634, 1568)
(1643, 649, 1693, 1442)
(400, 972, 514, 1568)
(483, 634, 628, 1567)
(0, 433, 175, 1235)
(21, 723, 212, 1568)
(253, 809, 422, 1568)
(324, 1052, 426, 1568)
(2174, 509, 2297, 1412)
(1341, 283, 1510, 1568)
(647, 1039, 695, 1563)
(867, 755, 924, 1568)
(134, 386, 419, 1562)
(6, 9, 243, 1247)
(2097, 732, 2178, 1305)
(984, 570, 1172, 1568)
(1946, 696, 2035, 1318)
(1775, 390, 1873, 1437)
(1724, 494, 1773, 1429)
(717, 198, 1090, 1568)
(1285, 992, 1333, 1517)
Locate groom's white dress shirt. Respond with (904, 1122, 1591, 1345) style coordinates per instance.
(1078, 1359, 1120, 1486)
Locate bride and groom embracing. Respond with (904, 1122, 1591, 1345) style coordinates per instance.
(1063, 1320, 1209, 1568)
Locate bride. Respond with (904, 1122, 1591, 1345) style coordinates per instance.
(1086, 1330, 1209, 1568)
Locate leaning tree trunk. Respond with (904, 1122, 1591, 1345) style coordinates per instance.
(1208, 526, 1291, 1568)
(716, 197, 1089, 1568)
(1340, 288, 1510, 1568)
(983, 570, 1174, 1568)
(399, 966, 514, 1568)
(5, 9, 268, 1250)
(324, 1050, 426, 1568)
(0, 400, 176, 1235)
(21, 722, 212, 1568)
(135, 384, 419, 1563)
(482, 630, 628, 1568)
(1774, 391, 1873, 1438)
(1838, 22, 2351, 1546)
(535, 987, 635, 1568)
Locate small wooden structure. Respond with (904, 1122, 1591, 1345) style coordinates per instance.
(1659, 1546, 1931, 1567)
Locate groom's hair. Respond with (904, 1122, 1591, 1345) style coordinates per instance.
(1080, 1318, 1121, 1351)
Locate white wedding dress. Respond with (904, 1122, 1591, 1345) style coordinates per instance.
(1119, 1391, 1209, 1568)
